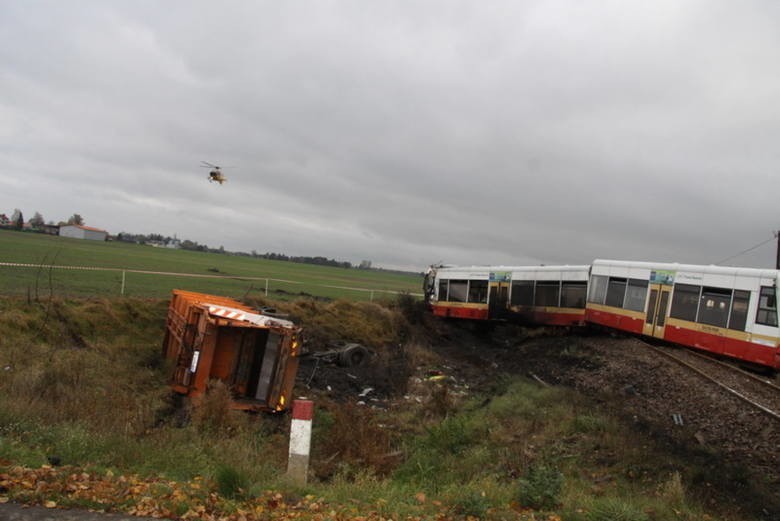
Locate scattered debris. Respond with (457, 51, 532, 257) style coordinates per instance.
(306, 342, 372, 367)
(530, 372, 549, 387)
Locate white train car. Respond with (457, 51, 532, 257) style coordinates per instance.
(426, 266, 492, 320)
(585, 259, 780, 369)
(425, 264, 590, 324)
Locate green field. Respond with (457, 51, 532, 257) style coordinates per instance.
(0, 230, 423, 300)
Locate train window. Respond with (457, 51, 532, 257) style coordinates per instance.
(561, 281, 587, 308)
(605, 277, 627, 308)
(511, 281, 534, 306)
(645, 289, 658, 324)
(624, 279, 649, 312)
(588, 275, 608, 304)
(756, 286, 778, 327)
(670, 284, 700, 322)
(448, 280, 468, 303)
(438, 280, 449, 301)
(468, 280, 488, 304)
(535, 281, 560, 307)
(728, 290, 750, 331)
(697, 287, 732, 328)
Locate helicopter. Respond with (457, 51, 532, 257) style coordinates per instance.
(201, 161, 227, 184)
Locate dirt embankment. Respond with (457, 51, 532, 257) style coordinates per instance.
(300, 317, 780, 519)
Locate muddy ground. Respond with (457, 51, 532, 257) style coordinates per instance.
(298, 318, 780, 520)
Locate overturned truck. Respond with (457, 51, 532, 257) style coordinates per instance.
(162, 290, 302, 412)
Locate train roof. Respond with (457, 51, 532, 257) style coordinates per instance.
(593, 259, 780, 279)
(435, 264, 590, 272)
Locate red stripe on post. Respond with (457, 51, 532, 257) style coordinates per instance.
(292, 399, 314, 421)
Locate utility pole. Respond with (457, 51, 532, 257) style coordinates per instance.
(775, 230, 780, 270)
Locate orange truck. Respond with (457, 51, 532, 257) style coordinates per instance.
(162, 290, 302, 412)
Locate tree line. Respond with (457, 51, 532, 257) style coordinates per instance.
(115, 233, 359, 269)
(2, 209, 374, 272)
(0, 208, 84, 229)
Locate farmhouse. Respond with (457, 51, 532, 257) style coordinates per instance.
(59, 224, 109, 241)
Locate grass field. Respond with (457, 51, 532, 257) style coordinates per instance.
(0, 230, 423, 300)
(0, 297, 745, 520)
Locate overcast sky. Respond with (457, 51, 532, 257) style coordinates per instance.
(2, 1, 779, 271)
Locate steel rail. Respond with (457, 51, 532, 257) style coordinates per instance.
(640, 341, 780, 422)
(682, 349, 780, 392)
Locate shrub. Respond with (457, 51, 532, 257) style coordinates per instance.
(312, 401, 396, 479)
(191, 380, 242, 433)
(658, 471, 685, 507)
(421, 416, 473, 455)
(215, 464, 248, 499)
(451, 490, 491, 518)
(393, 292, 426, 325)
(517, 464, 563, 510)
(569, 413, 608, 434)
(585, 497, 649, 521)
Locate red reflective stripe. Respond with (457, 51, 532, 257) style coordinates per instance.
(292, 400, 314, 420)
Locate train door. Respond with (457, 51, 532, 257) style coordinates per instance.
(489, 282, 509, 319)
(644, 284, 671, 338)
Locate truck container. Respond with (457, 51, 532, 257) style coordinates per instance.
(162, 290, 301, 412)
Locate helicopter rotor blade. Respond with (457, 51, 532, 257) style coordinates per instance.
(201, 161, 217, 168)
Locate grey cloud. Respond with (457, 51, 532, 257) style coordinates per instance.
(1, 1, 779, 271)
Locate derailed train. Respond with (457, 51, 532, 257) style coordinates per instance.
(423, 260, 780, 370)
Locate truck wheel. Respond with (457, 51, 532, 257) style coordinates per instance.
(337, 344, 368, 367)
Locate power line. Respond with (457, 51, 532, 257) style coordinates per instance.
(715, 234, 776, 265)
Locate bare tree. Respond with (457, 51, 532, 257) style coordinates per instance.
(11, 208, 23, 229)
(29, 212, 44, 228)
(67, 214, 84, 225)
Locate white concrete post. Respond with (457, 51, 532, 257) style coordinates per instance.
(120, 270, 126, 295)
(287, 399, 313, 484)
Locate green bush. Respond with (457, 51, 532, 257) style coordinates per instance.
(451, 490, 491, 518)
(421, 416, 474, 454)
(569, 413, 608, 434)
(517, 464, 563, 510)
(215, 464, 248, 499)
(585, 497, 648, 521)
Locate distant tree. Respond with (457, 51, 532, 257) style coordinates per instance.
(11, 209, 23, 230)
(359, 260, 372, 269)
(67, 214, 84, 225)
(29, 212, 44, 228)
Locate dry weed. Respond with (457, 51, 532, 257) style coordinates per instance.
(190, 380, 244, 433)
(658, 471, 685, 506)
(312, 401, 398, 479)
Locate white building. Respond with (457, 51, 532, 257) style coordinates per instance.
(59, 225, 109, 241)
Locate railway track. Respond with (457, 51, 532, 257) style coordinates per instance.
(640, 340, 780, 421)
